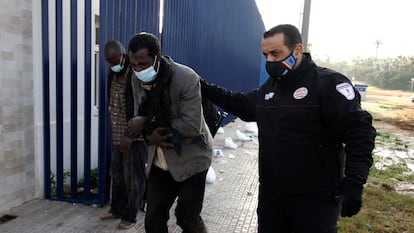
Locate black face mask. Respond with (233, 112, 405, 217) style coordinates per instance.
(265, 52, 297, 78)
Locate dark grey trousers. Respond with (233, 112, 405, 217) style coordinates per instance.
(145, 166, 208, 233)
(109, 141, 147, 223)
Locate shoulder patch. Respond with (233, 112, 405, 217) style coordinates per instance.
(336, 83, 355, 100)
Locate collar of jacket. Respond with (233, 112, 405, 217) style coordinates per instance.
(144, 55, 172, 86)
(276, 52, 316, 85)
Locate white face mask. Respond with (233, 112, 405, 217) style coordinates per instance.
(110, 56, 124, 73)
(134, 55, 159, 83)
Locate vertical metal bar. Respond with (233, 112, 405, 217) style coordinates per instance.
(56, 0, 64, 199)
(98, 0, 108, 205)
(156, 0, 161, 37)
(120, 0, 127, 44)
(108, 0, 114, 40)
(84, 0, 92, 200)
(131, 0, 137, 35)
(301, 0, 311, 52)
(70, 0, 78, 199)
(126, 0, 133, 41)
(41, 0, 51, 199)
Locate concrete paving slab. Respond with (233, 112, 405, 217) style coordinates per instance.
(0, 118, 259, 233)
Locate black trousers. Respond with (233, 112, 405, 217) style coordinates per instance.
(145, 166, 208, 233)
(109, 141, 147, 223)
(257, 184, 340, 233)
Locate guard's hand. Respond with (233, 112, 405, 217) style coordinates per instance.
(118, 135, 132, 153)
(127, 116, 146, 137)
(145, 127, 174, 149)
(340, 178, 364, 217)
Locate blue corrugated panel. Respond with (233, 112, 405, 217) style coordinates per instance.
(162, 0, 266, 123)
(162, 0, 265, 92)
(103, 0, 160, 46)
(97, 0, 160, 203)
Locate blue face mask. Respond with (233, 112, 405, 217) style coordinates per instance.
(110, 57, 124, 73)
(134, 55, 159, 83)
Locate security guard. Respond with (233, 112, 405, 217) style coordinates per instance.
(201, 24, 376, 233)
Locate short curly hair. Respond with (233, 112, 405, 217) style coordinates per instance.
(128, 32, 161, 57)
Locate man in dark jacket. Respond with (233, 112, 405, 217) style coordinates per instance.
(201, 24, 376, 233)
(99, 40, 147, 230)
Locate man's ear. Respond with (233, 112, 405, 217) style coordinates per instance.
(294, 43, 304, 57)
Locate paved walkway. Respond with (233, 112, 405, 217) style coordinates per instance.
(0, 118, 260, 233)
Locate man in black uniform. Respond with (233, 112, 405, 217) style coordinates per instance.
(201, 24, 376, 233)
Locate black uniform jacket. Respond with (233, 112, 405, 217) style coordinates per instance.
(201, 53, 376, 194)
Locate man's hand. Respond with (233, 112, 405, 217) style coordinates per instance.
(340, 177, 364, 217)
(145, 127, 174, 149)
(127, 116, 146, 137)
(118, 135, 132, 153)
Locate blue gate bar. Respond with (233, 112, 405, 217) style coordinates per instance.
(41, 0, 51, 199)
(126, 0, 133, 41)
(108, 0, 115, 40)
(55, 0, 64, 199)
(70, 0, 78, 199)
(120, 0, 127, 45)
(131, 0, 137, 34)
(83, 0, 93, 201)
(98, 0, 108, 205)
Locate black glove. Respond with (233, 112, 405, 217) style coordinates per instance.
(340, 177, 364, 217)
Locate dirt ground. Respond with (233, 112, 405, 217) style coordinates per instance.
(364, 87, 414, 131)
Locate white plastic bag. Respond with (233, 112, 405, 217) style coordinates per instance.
(236, 129, 253, 142)
(245, 122, 258, 136)
(206, 166, 216, 184)
(224, 137, 238, 149)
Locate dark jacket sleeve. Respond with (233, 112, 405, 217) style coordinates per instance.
(320, 73, 376, 182)
(200, 79, 257, 122)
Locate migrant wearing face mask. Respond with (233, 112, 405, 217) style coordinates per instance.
(110, 56, 125, 73)
(134, 55, 160, 83)
(265, 52, 296, 78)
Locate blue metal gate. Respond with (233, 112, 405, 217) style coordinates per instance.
(41, 0, 159, 205)
(41, 0, 263, 205)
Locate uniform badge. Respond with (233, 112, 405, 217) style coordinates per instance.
(336, 83, 355, 100)
(293, 87, 308, 99)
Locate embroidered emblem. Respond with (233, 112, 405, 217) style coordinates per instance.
(264, 92, 275, 100)
(293, 87, 308, 99)
(336, 83, 355, 100)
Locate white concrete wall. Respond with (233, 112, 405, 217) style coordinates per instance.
(0, 0, 36, 212)
(0, 0, 100, 213)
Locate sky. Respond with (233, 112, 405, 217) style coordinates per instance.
(255, 0, 414, 61)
